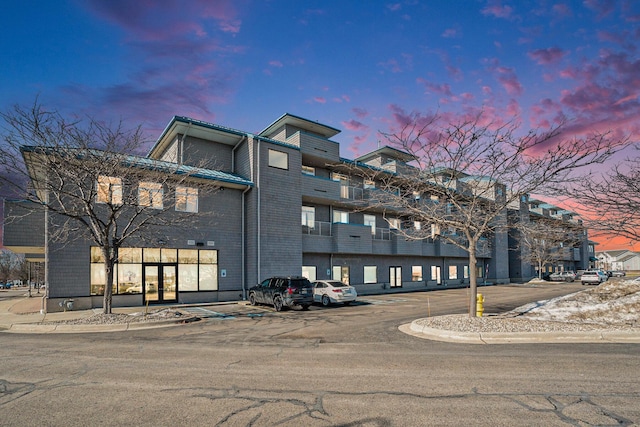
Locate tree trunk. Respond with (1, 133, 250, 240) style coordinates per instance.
(468, 244, 478, 318)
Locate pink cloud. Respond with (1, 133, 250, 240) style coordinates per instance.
(528, 47, 567, 65)
(313, 97, 326, 104)
(352, 107, 368, 119)
(552, 3, 573, 18)
(341, 119, 368, 132)
(387, 3, 402, 12)
(417, 78, 453, 97)
(481, 1, 515, 19)
(442, 27, 460, 38)
(583, 0, 616, 19)
(269, 60, 283, 68)
(495, 66, 523, 96)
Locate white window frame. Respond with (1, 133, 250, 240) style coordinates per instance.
(96, 176, 123, 205)
(302, 206, 315, 228)
(364, 214, 376, 234)
(175, 186, 198, 213)
(333, 210, 349, 224)
(268, 149, 288, 170)
(138, 182, 163, 209)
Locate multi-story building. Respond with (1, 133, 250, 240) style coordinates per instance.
(3, 113, 591, 311)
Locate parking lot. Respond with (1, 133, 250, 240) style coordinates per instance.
(1, 282, 639, 426)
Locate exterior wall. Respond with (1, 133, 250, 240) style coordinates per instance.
(182, 134, 234, 171)
(43, 183, 246, 311)
(255, 139, 303, 281)
(2, 200, 45, 249)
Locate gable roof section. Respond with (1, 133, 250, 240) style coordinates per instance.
(149, 116, 247, 159)
(259, 113, 341, 139)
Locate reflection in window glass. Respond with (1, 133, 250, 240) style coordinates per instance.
(179, 265, 198, 291)
(118, 248, 142, 263)
(90, 264, 106, 295)
(91, 247, 104, 263)
(138, 182, 163, 209)
(199, 265, 218, 290)
(96, 176, 123, 204)
(175, 186, 198, 213)
(364, 266, 377, 284)
(199, 250, 217, 264)
(144, 248, 161, 262)
(302, 266, 316, 282)
(412, 266, 423, 281)
(268, 149, 288, 170)
(448, 265, 458, 280)
(161, 248, 177, 263)
(179, 249, 198, 263)
(118, 264, 142, 293)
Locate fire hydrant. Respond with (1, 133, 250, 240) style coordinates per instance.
(476, 293, 484, 317)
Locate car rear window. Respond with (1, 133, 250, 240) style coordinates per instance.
(327, 281, 347, 287)
(291, 279, 312, 288)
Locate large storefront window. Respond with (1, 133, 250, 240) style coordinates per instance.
(90, 247, 218, 295)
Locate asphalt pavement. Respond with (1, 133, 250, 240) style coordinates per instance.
(2, 288, 640, 344)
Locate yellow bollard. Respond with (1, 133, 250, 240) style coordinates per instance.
(476, 293, 484, 317)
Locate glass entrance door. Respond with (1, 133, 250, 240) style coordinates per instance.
(144, 264, 177, 304)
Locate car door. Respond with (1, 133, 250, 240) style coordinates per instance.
(265, 278, 282, 305)
(314, 282, 326, 302)
(255, 279, 270, 303)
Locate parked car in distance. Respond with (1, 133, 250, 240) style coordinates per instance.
(581, 271, 605, 285)
(548, 271, 576, 282)
(0, 282, 13, 289)
(248, 276, 314, 311)
(313, 280, 357, 306)
(610, 271, 626, 277)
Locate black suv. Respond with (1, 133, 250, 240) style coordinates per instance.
(248, 276, 313, 311)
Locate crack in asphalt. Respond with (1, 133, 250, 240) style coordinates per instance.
(152, 384, 638, 426)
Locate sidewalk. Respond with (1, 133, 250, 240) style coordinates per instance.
(0, 291, 195, 333)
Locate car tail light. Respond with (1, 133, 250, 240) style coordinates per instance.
(331, 289, 343, 293)
(287, 287, 295, 295)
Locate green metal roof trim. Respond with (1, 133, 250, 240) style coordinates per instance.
(20, 145, 254, 187)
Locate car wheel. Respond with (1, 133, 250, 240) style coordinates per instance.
(249, 293, 256, 306)
(301, 304, 310, 310)
(322, 295, 330, 307)
(273, 296, 283, 312)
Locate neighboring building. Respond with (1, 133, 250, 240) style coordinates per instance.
(507, 197, 590, 281)
(3, 113, 592, 311)
(596, 250, 640, 272)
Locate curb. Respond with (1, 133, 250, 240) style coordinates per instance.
(400, 320, 640, 344)
(4, 317, 198, 334)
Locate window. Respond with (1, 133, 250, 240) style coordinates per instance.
(414, 221, 422, 230)
(333, 210, 349, 224)
(464, 265, 469, 279)
(448, 265, 458, 280)
(268, 149, 288, 169)
(364, 266, 377, 283)
(364, 214, 376, 234)
(138, 182, 163, 209)
(431, 265, 442, 284)
(302, 206, 315, 228)
(333, 266, 350, 284)
(302, 266, 317, 282)
(390, 266, 402, 287)
(388, 218, 400, 229)
(364, 179, 375, 189)
(96, 176, 122, 204)
(176, 186, 198, 212)
(302, 165, 315, 176)
(412, 266, 422, 281)
(90, 247, 218, 295)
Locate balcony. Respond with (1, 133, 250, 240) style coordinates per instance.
(301, 175, 341, 203)
(288, 131, 340, 163)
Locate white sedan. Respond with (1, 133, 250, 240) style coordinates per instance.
(313, 280, 357, 306)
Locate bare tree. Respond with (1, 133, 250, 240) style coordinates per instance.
(574, 145, 640, 244)
(0, 101, 220, 313)
(511, 214, 584, 279)
(348, 114, 627, 316)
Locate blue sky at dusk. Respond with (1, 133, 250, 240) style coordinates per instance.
(3, 0, 640, 159)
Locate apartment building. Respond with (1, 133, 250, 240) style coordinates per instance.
(3, 113, 590, 311)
